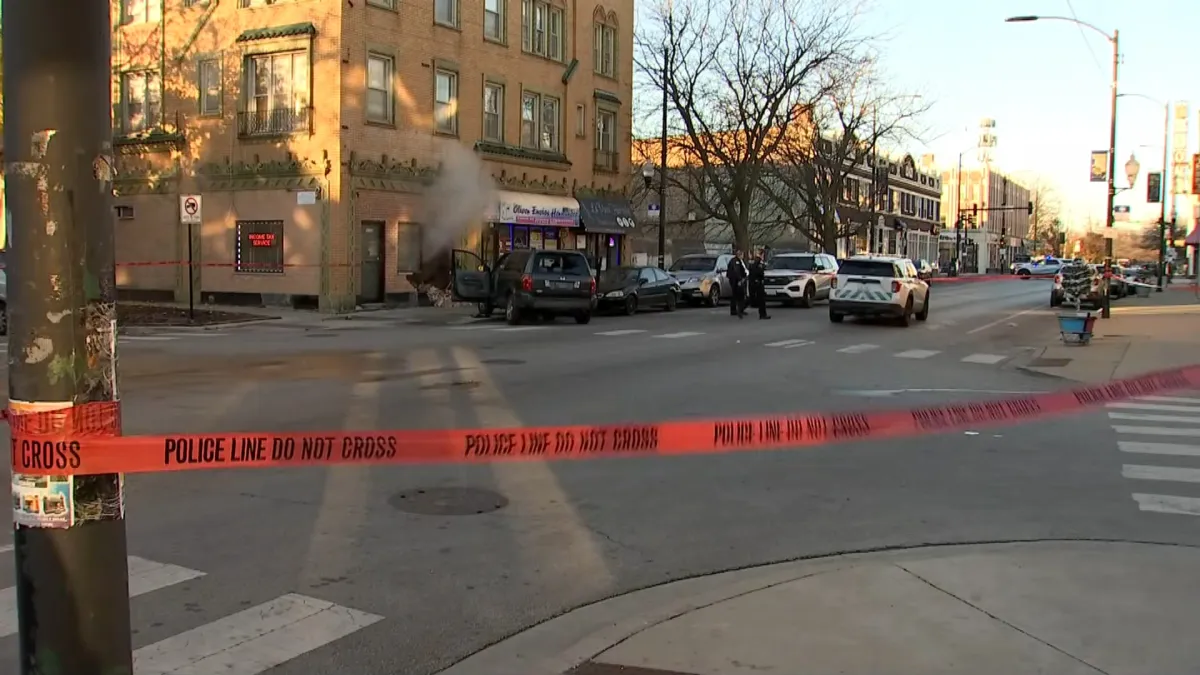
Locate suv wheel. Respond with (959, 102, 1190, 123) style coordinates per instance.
(897, 297, 914, 327)
(707, 286, 720, 307)
(915, 292, 929, 321)
(505, 294, 522, 325)
(1017, 269, 1031, 277)
(574, 311, 592, 325)
(799, 283, 815, 308)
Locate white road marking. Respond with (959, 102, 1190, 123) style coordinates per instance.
(1118, 441, 1200, 457)
(1133, 395, 1200, 405)
(653, 331, 704, 339)
(784, 340, 814, 349)
(1109, 411, 1200, 424)
(1107, 401, 1200, 413)
(121, 335, 176, 342)
(1131, 493, 1200, 516)
(0, 556, 205, 638)
(596, 329, 647, 336)
(1123, 464, 1200, 483)
(131, 594, 383, 675)
(837, 343, 879, 354)
(448, 325, 495, 331)
(961, 353, 1006, 365)
(492, 326, 548, 332)
(1112, 425, 1200, 438)
(835, 388, 1048, 398)
(894, 349, 940, 359)
(0, 544, 11, 554)
(765, 339, 809, 347)
(153, 332, 229, 338)
(965, 306, 1042, 335)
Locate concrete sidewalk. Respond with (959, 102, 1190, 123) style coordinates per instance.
(1019, 290, 1200, 382)
(436, 540, 1200, 675)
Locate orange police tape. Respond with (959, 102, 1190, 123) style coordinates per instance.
(9, 365, 1200, 476)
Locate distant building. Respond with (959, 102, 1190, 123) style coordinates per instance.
(941, 165, 1031, 274)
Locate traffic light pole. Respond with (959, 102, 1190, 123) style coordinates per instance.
(4, 2, 133, 674)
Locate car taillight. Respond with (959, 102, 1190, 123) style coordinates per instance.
(830, 277, 837, 288)
(589, 277, 596, 295)
(891, 280, 901, 293)
(1054, 274, 1062, 284)
(521, 274, 533, 292)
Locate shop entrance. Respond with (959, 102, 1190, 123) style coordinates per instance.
(359, 221, 385, 303)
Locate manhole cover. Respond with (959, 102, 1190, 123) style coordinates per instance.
(389, 487, 508, 516)
(419, 380, 480, 390)
(481, 358, 525, 366)
(1030, 357, 1072, 368)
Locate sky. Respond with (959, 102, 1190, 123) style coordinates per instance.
(872, 0, 1198, 232)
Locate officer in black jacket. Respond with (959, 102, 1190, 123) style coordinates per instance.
(726, 249, 749, 318)
(748, 249, 771, 319)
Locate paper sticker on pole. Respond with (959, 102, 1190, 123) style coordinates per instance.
(10, 366, 1200, 477)
(180, 194, 202, 225)
(10, 401, 77, 528)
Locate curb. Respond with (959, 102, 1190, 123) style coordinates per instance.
(433, 539, 1196, 675)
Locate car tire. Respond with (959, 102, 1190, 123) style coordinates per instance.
(0, 301, 7, 336)
(665, 291, 677, 312)
(624, 295, 638, 316)
(477, 301, 494, 317)
(915, 293, 929, 321)
(799, 283, 815, 308)
(707, 286, 720, 307)
(575, 311, 592, 325)
(829, 310, 844, 323)
(1050, 292, 1061, 308)
(1017, 270, 1031, 277)
(505, 294, 522, 325)
(897, 297, 913, 327)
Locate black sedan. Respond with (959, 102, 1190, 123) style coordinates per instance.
(595, 265, 680, 315)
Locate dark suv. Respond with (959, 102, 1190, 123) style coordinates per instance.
(451, 248, 596, 324)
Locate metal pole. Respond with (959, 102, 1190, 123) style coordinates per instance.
(1158, 101, 1169, 291)
(657, 40, 669, 267)
(953, 152, 963, 276)
(1101, 28, 1119, 318)
(4, 2, 133, 673)
(187, 222, 197, 320)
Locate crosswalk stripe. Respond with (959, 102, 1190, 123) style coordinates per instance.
(1131, 493, 1200, 516)
(1133, 395, 1200, 405)
(492, 326, 548, 332)
(0, 544, 10, 554)
(837, 343, 878, 354)
(1117, 441, 1200, 457)
(0, 556, 205, 638)
(596, 329, 647, 336)
(1107, 402, 1200, 413)
(131, 593, 383, 675)
(1113, 425, 1200, 437)
(895, 349, 940, 359)
(448, 325, 494, 331)
(961, 353, 1006, 364)
(783, 340, 814, 349)
(653, 332, 704, 339)
(1109, 411, 1200, 423)
(122, 336, 176, 342)
(765, 339, 808, 347)
(1122, 464, 1200, 483)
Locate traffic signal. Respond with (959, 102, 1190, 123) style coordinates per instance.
(1148, 172, 1163, 203)
(1027, 201, 1034, 215)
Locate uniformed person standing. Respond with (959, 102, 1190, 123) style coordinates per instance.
(749, 249, 771, 319)
(727, 249, 749, 318)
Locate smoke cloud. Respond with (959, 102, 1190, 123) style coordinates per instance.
(420, 142, 495, 259)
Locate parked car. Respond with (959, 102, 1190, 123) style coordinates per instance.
(596, 265, 680, 314)
(911, 258, 936, 280)
(762, 252, 838, 307)
(450, 248, 595, 325)
(1014, 258, 1065, 277)
(1051, 264, 1106, 308)
(829, 255, 930, 326)
(668, 253, 733, 307)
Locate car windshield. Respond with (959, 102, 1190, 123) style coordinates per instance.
(601, 267, 639, 282)
(769, 256, 814, 271)
(671, 257, 716, 272)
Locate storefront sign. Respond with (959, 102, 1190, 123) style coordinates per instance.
(496, 199, 579, 228)
(578, 196, 637, 234)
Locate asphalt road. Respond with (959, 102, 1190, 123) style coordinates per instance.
(3, 278, 1198, 674)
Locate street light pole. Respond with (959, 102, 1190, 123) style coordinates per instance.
(954, 152, 963, 275)
(4, 2, 133, 674)
(1158, 101, 1169, 291)
(656, 15, 671, 268)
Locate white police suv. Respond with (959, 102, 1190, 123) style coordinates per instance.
(829, 255, 929, 326)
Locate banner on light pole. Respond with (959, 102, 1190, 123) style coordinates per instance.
(1089, 151, 1108, 182)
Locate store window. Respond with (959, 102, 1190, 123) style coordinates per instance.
(235, 220, 284, 274)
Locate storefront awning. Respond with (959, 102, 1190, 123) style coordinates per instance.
(1186, 227, 1200, 246)
(489, 191, 580, 228)
(577, 196, 636, 234)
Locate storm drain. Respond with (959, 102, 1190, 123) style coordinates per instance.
(389, 487, 508, 516)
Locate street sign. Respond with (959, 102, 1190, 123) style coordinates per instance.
(180, 194, 202, 225)
(647, 203, 660, 219)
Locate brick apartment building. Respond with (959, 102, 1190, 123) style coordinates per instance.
(111, 0, 635, 311)
(940, 164, 1031, 274)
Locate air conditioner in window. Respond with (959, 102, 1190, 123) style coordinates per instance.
(114, 205, 135, 220)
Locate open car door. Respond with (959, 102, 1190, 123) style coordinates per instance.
(450, 249, 493, 302)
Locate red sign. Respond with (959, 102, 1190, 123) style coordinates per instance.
(247, 232, 276, 247)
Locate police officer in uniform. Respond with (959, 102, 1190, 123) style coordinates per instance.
(749, 248, 771, 319)
(727, 249, 749, 318)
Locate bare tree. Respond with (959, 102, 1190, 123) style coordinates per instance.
(1026, 175, 1063, 253)
(633, 0, 865, 253)
(761, 63, 929, 254)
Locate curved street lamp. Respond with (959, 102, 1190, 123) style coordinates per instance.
(1118, 92, 1172, 291)
(1125, 153, 1141, 189)
(1007, 13, 1120, 316)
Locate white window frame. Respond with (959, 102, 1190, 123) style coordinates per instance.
(435, 0, 458, 27)
(198, 58, 222, 116)
(595, 108, 616, 169)
(594, 22, 616, 77)
(244, 50, 311, 134)
(484, 0, 505, 41)
(520, 91, 559, 151)
(483, 82, 504, 142)
(120, 70, 162, 134)
(122, 0, 162, 25)
(366, 0, 396, 7)
(521, 0, 564, 60)
(434, 69, 459, 134)
(366, 53, 394, 124)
